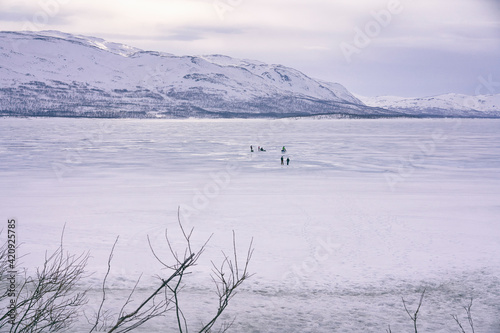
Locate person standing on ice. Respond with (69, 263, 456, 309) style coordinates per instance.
(281, 156, 284, 165)
(287, 157, 290, 166)
(250, 145, 253, 152)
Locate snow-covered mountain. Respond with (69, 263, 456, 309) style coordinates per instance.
(1, 31, 498, 118)
(0, 30, 393, 118)
(359, 94, 500, 118)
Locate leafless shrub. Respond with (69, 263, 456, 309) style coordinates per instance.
(1, 210, 252, 333)
(0, 230, 89, 332)
(88, 209, 253, 333)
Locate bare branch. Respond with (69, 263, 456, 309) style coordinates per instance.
(118, 273, 143, 320)
(402, 288, 426, 333)
(452, 314, 467, 333)
(465, 298, 475, 333)
(147, 234, 172, 269)
(167, 273, 188, 333)
(106, 252, 196, 333)
(452, 297, 475, 333)
(90, 236, 119, 333)
(1, 230, 89, 332)
(197, 232, 254, 333)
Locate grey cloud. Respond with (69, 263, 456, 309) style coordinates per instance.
(158, 25, 247, 41)
(0, 3, 74, 25)
(93, 25, 247, 44)
(0, 9, 28, 22)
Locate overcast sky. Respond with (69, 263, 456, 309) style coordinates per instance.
(1, 0, 499, 97)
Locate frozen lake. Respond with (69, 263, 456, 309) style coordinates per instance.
(1, 117, 500, 332)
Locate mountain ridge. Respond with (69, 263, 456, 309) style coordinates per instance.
(1, 30, 498, 118)
(359, 93, 500, 118)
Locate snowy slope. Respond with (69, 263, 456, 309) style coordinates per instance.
(2, 30, 498, 118)
(0, 30, 387, 118)
(360, 93, 500, 117)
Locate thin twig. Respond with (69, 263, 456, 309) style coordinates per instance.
(402, 288, 426, 333)
(90, 236, 119, 333)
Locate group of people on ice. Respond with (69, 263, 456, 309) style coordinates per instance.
(250, 145, 291, 166)
(281, 146, 290, 165)
(281, 155, 290, 166)
(250, 145, 267, 152)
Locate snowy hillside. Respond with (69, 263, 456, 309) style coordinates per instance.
(360, 93, 500, 118)
(0, 30, 390, 118)
(1, 31, 498, 118)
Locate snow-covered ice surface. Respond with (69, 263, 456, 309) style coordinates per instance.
(1, 118, 500, 332)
